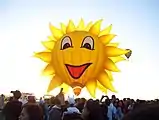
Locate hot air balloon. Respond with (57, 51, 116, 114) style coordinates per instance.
(34, 19, 130, 97)
(125, 49, 132, 59)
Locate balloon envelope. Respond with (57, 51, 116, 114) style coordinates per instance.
(34, 19, 129, 97)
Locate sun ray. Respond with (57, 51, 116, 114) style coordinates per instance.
(99, 24, 112, 36)
(42, 63, 55, 76)
(86, 80, 97, 98)
(60, 83, 69, 94)
(85, 21, 93, 31)
(41, 41, 55, 50)
(107, 43, 119, 47)
(97, 81, 107, 93)
(49, 23, 63, 40)
(60, 23, 67, 34)
(89, 19, 103, 36)
(105, 70, 113, 81)
(47, 75, 63, 93)
(105, 46, 129, 57)
(34, 52, 51, 63)
(99, 34, 116, 45)
(76, 18, 85, 30)
(47, 35, 55, 41)
(97, 71, 116, 92)
(66, 20, 76, 33)
(104, 58, 120, 72)
(109, 56, 126, 63)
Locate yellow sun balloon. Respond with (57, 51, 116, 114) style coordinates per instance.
(34, 19, 129, 97)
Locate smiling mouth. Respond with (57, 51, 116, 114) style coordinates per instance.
(65, 63, 92, 79)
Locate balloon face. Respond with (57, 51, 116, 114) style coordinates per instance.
(34, 19, 129, 97)
(52, 31, 105, 88)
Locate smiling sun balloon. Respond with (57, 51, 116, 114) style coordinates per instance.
(34, 19, 129, 97)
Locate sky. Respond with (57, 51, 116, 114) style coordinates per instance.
(0, 0, 159, 100)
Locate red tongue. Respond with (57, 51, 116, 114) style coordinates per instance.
(67, 65, 87, 79)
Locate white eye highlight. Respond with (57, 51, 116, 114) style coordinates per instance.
(61, 36, 72, 50)
(81, 36, 94, 50)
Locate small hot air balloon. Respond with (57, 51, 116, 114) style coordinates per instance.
(125, 49, 132, 59)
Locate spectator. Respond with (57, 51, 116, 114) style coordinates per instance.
(116, 100, 124, 120)
(123, 103, 159, 120)
(0, 94, 5, 110)
(19, 104, 43, 120)
(56, 88, 65, 106)
(82, 99, 104, 120)
(49, 96, 55, 111)
(62, 97, 82, 120)
(39, 100, 49, 120)
(49, 97, 62, 120)
(3, 90, 22, 120)
(76, 98, 86, 113)
(107, 98, 117, 120)
(27, 96, 36, 103)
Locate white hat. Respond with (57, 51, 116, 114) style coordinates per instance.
(68, 96, 75, 105)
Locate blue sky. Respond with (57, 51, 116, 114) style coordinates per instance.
(0, 0, 159, 99)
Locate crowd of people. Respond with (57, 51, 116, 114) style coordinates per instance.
(0, 88, 159, 120)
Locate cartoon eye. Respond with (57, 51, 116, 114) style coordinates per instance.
(61, 36, 72, 50)
(81, 36, 94, 50)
